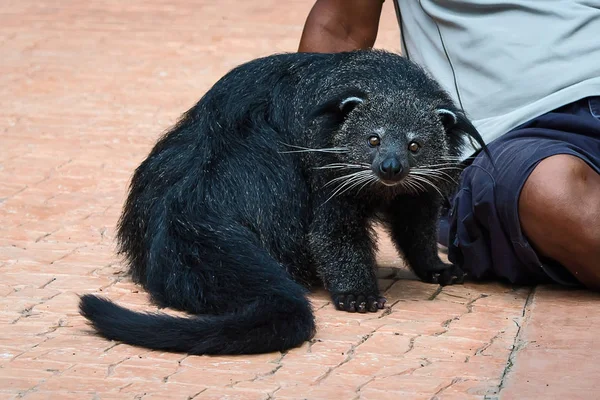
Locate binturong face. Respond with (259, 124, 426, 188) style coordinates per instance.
(324, 92, 465, 196)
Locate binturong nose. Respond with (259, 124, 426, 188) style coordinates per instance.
(378, 157, 404, 182)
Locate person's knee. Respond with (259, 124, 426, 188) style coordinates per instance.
(519, 154, 600, 252)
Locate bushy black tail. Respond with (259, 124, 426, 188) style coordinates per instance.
(79, 284, 315, 355)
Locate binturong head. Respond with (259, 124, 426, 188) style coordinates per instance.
(311, 85, 484, 197)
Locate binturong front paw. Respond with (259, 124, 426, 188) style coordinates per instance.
(419, 261, 467, 286)
(331, 292, 387, 313)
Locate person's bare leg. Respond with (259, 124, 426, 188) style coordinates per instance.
(519, 154, 600, 290)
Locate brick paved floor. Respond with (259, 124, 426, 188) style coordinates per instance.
(1, 1, 599, 399)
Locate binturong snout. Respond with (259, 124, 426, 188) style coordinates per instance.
(377, 156, 408, 184)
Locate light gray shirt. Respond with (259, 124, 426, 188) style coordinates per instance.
(395, 0, 600, 146)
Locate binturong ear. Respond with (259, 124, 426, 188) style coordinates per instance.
(436, 108, 459, 131)
(338, 96, 364, 116)
(436, 107, 492, 163)
(310, 88, 367, 123)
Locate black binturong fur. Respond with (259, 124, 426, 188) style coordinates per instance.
(79, 50, 486, 355)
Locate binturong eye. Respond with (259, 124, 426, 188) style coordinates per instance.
(368, 135, 381, 147)
(408, 141, 420, 153)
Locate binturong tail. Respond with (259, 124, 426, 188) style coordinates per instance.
(79, 202, 318, 355)
(79, 283, 315, 355)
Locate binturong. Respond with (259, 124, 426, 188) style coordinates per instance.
(79, 49, 487, 355)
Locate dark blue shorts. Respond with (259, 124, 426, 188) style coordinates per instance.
(440, 96, 600, 286)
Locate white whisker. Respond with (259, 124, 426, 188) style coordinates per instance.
(324, 170, 371, 187)
(357, 176, 378, 193)
(321, 169, 376, 205)
(278, 143, 349, 154)
(314, 163, 371, 170)
(410, 169, 458, 185)
(408, 174, 445, 198)
(399, 177, 425, 195)
(418, 162, 463, 168)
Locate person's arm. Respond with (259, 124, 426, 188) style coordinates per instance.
(298, 0, 384, 53)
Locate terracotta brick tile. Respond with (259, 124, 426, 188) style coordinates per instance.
(436, 379, 501, 398)
(405, 336, 490, 361)
(31, 293, 82, 316)
(11, 310, 67, 330)
(471, 289, 531, 309)
(334, 353, 425, 378)
(0, 273, 56, 290)
(7, 286, 61, 301)
(281, 341, 350, 367)
(372, 320, 447, 336)
(195, 388, 269, 400)
(45, 275, 114, 292)
(312, 322, 376, 343)
(0, 312, 20, 325)
(180, 355, 279, 375)
(386, 300, 469, 324)
(354, 332, 413, 357)
(19, 391, 96, 400)
(448, 310, 519, 332)
(132, 350, 186, 363)
(359, 389, 432, 400)
(384, 279, 441, 301)
(168, 368, 258, 387)
(0, 284, 15, 297)
(231, 379, 281, 394)
(0, 297, 41, 314)
(35, 376, 126, 393)
(0, 366, 57, 380)
(317, 371, 373, 389)
(110, 363, 179, 382)
(118, 382, 205, 399)
(412, 360, 506, 380)
(274, 384, 358, 399)
(7, 344, 53, 362)
(267, 362, 332, 385)
(5, 321, 58, 337)
(0, 376, 45, 393)
(363, 375, 452, 393)
(51, 245, 119, 267)
(5, 358, 73, 375)
(33, 333, 113, 352)
(36, 346, 138, 366)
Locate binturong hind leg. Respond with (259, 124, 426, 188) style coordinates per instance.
(80, 223, 316, 355)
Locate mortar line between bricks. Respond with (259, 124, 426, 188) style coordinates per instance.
(353, 376, 376, 400)
(430, 377, 462, 400)
(496, 286, 536, 395)
(315, 298, 405, 385)
(473, 331, 503, 357)
(228, 350, 289, 391)
(357, 357, 433, 398)
(107, 355, 133, 377)
(315, 330, 377, 385)
(434, 293, 488, 337)
(428, 286, 444, 300)
(2, 184, 28, 201)
(186, 388, 208, 400)
(49, 244, 88, 265)
(378, 278, 396, 293)
(14, 378, 47, 399)
(35, 230, 60, 243)
(162, 354, 190, 383)
(39, 277, 58, 289)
